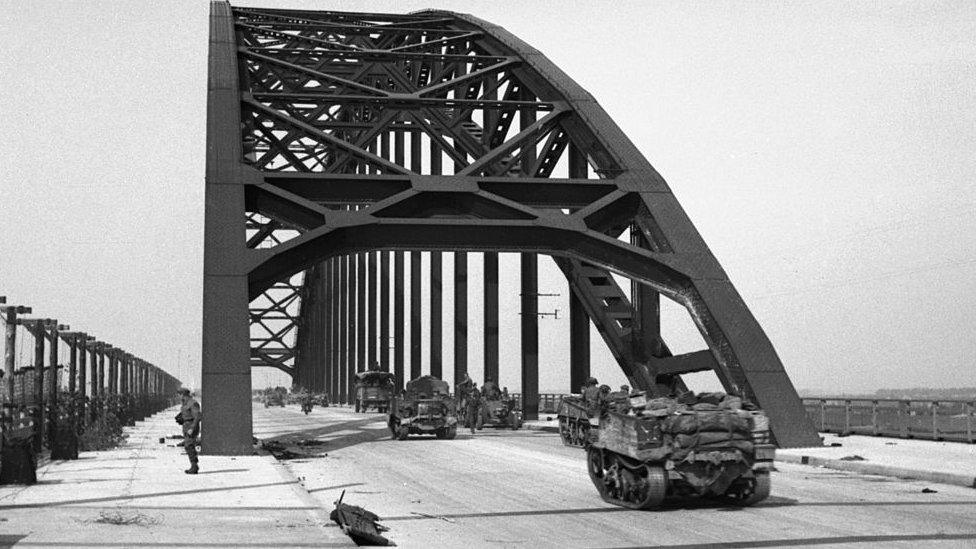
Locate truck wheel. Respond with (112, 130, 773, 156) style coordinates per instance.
(445, 425, 457, 440)
(355, 400, 361, 413)
(396, 426, 410, 441)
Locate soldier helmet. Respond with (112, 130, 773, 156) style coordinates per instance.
(586, 377, 598, 385)
(599, 384, 611, 394)
(177, 388, 191, 397)
(621, 385, 630, 392)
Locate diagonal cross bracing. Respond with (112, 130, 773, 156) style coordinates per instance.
(202, 1, 819, 454)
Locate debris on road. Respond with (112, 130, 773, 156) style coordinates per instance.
(261, 440, 327, 460)
(921, 487, 938, 493)
(839, 455, 867, 461)
(92, 510, 158, 527)
(410, 511, 455, 523)
(331, 490, 395, 546)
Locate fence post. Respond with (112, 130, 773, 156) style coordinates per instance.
(900, 400, 909, 438)
(871, 400, 879, 436)
(844, 400, 851, 435)
(932, 401, 940, 441)
(968, 401, 974, 444)
(819, 399, 826, 431)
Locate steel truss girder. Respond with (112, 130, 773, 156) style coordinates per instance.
(203, 1, 819, 454)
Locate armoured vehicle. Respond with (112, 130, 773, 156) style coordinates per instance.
(354, 371, 395, 413)
(557, 395, 596, 446)
(480, 395, 523, 429)
(262, 387, 286, 408)
(586, 392, 774, 509)
(388, 376, 458, 440)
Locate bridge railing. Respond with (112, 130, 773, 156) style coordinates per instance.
(802, 398, 975, 443)
(511, 393, 570, 415)
(513, 393, 976, 443)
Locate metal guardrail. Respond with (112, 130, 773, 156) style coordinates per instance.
(802, 398, 975, 443)
(515, 394, 976, 443)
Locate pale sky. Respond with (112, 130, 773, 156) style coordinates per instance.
(1, 1, 974, 396)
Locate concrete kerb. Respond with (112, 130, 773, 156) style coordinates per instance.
(776, 452, 976, 489)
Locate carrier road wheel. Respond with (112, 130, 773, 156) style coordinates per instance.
(632, 465, 667, 509)
(730, 472, 771, 506)
(559, 420, 572, 445)
(586, 447, 611, 502)
(396, 426, 410, 440)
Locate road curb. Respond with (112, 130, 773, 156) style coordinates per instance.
(776, 453, 976, 489)
(522, 421, 559, 433)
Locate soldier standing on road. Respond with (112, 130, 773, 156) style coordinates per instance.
(176, 388, 202, 475)
(466, 385, 482, 434)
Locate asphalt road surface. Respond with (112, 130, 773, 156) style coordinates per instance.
(253, 403, 976, 549)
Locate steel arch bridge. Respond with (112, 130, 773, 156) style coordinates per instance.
(203, 1, 819, 453)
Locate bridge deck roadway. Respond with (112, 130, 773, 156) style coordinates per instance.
(255, 404, 976, 549)
(2, 404, 974, 548)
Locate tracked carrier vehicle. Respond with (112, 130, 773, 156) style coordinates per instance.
(587, 392, 774, 509)
(557, 395, 596, 446)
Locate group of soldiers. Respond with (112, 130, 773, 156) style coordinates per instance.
(580, 377, 632, 414)
(455, 373, 510, 434)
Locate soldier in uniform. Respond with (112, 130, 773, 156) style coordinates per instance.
(482, 377, 499, 400)
(466, 385, 482, 434)
(582, 377, 600, 404)
(176, 388, 202, 474)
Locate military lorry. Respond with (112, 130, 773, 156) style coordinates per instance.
(586, 391, 774, 509)
(388, 376, 458, 440)
(354, 371, 395, 413)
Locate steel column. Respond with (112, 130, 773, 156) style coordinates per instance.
(521, 254, 539, 420)
(569, 293, 590, 392)
(380, 251, 391, 372)
(201, 0, 252, 454)
(331, 258, 340, 402)
(356, 251, 366, 373)
(368, 252, 377, 369)
(483, 252, 499, 383)
(327, 268, 333, 396)
(454, 252, 467, 384)
(410, 251, 422, 379)
(348, 253, 358, 400)
(339, 255, 349, 403)
(394, 251, 405, 390)
(430, 252, 442, 379)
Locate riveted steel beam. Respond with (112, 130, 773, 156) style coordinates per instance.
(205, 2, 818, 451)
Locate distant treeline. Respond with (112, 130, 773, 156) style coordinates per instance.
(800, 388, 976, 400)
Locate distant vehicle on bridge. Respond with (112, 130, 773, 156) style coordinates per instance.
(388, 376, 458, 440)
(354, 371, 395, 413)
(478, 389, 523, 430)
(587, 391, 774, 509)
(262, 387, 286, 408)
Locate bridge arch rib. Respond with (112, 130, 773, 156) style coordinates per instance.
(203, 1, 819, 454)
